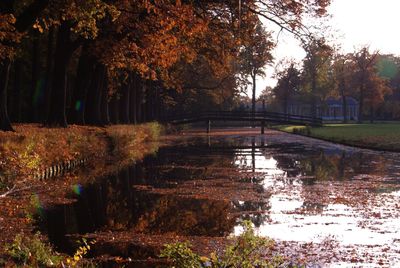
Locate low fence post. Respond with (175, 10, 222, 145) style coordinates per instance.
(207, 120, 211, 134)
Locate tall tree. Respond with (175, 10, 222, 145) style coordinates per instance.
(352, 47, 379, 123)
(302, 38, 333, 119)
(44, 1, 119, 127)
(331, 54, 352, 123)
(0, 0, 332, 131)
(364, 70, 391, 123)
(273, 61, 301, 115)
(0, 0, 48, 131)
(239, 22, 274, 118)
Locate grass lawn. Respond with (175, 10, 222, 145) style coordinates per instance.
(274, 123, 400, 151)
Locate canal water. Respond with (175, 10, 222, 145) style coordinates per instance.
(38, 129, 400, 267)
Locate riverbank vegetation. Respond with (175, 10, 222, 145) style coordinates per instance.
(0, 123, 161, 190)
(260, 44, 400, 124)
(275, 123, 400, 151)
(160, 221, 287, 268)
(0, 122, 161, 266)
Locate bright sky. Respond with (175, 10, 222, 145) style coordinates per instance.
(253, 0, 400, 97)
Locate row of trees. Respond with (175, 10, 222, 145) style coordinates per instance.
(0, 0, 331, 131)
(268, 41, 396, 122)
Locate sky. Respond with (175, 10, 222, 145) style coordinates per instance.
(253, 0, 400, 97)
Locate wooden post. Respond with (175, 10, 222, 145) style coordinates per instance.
(207, 120, 211, 134)
(261, 120, 265, 134)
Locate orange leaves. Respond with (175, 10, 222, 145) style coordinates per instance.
(351, 47, 391, 108)
(0, 124, 108, 179)
(365, 74, 391, 107)
(39, 0, 120, 40)
(95, 0, 331, 93)
(63, 0, 120, 39)
(95, 0, 210, 86)
(0, 14, 21, 60)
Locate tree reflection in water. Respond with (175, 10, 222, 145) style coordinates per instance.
(38, 133, 400, 265)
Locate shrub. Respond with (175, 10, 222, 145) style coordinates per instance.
(292, 126, 311, 136)
(4, 233, 62, 267)
(160, 242, 203, 267)
(146, 122, 163, 140)
(66, 238, 96, 267)
(160, 221, 286, 268)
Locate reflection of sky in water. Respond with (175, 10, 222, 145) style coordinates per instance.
(258, 201, 400, 245)
(233, 148, 286, 178)
(232, 145, 400, 266)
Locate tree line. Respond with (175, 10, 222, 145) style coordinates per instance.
(265, 40, 398, 123)
(0, 0, 330, 131)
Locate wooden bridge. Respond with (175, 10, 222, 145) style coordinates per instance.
(160, 111, 323, 133)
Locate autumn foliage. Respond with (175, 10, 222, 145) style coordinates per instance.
(0, 0, 332, 131)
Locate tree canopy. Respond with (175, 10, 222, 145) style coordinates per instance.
(0, 0, 332, 131)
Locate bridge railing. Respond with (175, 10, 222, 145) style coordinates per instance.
(160, 111, 322, 126)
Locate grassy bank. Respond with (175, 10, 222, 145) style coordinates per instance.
(0, 123, 162, 266)
(0, 122, 161, 187)
(275, 123, 400, 151)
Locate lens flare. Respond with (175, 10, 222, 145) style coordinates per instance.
(75, 100, 82, 112)
(72, 184, 83, 195)
(32, 79, 45, 106)
(31, 194, 44, 217)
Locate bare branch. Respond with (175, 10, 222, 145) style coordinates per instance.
(0, 185, 32, 198)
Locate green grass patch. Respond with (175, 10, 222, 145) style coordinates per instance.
(3, 233, 62, 267)
(274, 123, 400, 151)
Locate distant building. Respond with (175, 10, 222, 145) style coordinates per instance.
(287, 97, 359, 121)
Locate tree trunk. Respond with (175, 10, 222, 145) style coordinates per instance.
(119, 84, 130, 124)
(0, 60, 13, 131)
(12, 60, 22, 122)
(154, 85, 160, 121)
(283, 94, 288, 115)
(85, 64, 104, 125)
(339, 75, 348, 123)
(341, 82, 348, 123)
(109, 94, 119, 124)
(358, 84, 364, 123)
(341, 95, 347, 123)
(145, 81, 155, 122)
(0, 0, 50, 129)
(100, 67, 110, 125)
(129, 75, 137, 124)
(251, 72, 256, 128)
(46, 23, 72, 127)
(43, 26, 54, 124)
(68, 45, 94, 125)
(311, 70, 317, 119)
(357, 70, 365, 124)
(30, 34, 40, 122)
(136, 80, 146, 123)
(369, 105, 374, 123)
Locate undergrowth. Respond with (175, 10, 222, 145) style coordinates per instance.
(106, 122, 161, 161)
(160, 221, 293, 268)
(0, 123, 162, 183)
(3, 233, 96, 267)
(3, 233, 62, 267)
